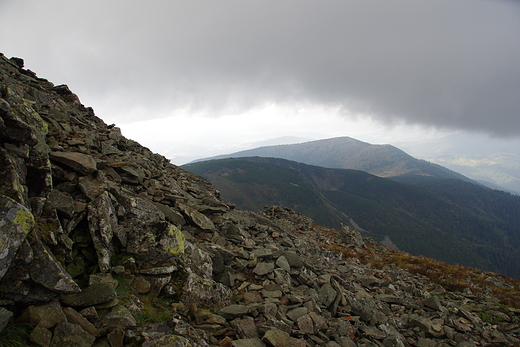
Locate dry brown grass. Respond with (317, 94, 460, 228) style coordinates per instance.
(376, 250, 520, 308)
(304, 225, 520, 309)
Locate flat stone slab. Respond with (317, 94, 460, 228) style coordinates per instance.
(253, 262, 274, 276)
(286, 307, 309, 322)
(218, 305, 251, 319)
(50, 151, 97, 175)
(232, 337, 266, 347)
(263, 328, 290, 347)
(252, 248, 273, 258)
(140, 265, 177, 275)
(61, 282, 116, 307)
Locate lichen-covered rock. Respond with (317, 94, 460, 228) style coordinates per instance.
(262, 328, 290, 347)
(18, 300, 66, 329)
(253, 262, 274, 276)
(0, 98, 37, 144)
(218, 304, 252, 320)
(232, 338, 266, 347)
(113, 192, 163, 224)
(178, 203, 216, 230)
(0, 195, 34, 280)
(181, 271, 231, 308)
(47, 189, 75, 218)
(61, 282, 116, 307)
(142, 334, 195, 347)
(339, 223, 366, 249)
(154, 202, 186, 226)
(97, 304, 137, 329)
(63, 306, 99, 337)
(182, 242, 214, 280)
(0, 147, 28, 204)
(28, 235, 80, 294)
(126, 221, 185, 261)
(78, 172, 108, 200)
(50, 321, 96, 347)
(29, 325, 52, 347)
(318, 283, 337, 307)
(87, 191, 118, 272)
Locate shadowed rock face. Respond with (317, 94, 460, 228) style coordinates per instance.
(1, 54, 519, 346)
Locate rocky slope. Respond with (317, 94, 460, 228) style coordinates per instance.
(1, 54, 519, 347)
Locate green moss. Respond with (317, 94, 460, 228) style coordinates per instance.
(113, 274, 132, 296)
(33, 223, 57, 245)
(137, 297, 173, 326)
(430, 293, 445, 300)
(31, 113, 49, 135)
(66, 257, 87, 278)
(477, 310, 509, 325)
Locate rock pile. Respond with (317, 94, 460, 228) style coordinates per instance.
(1, 54, 519, 347)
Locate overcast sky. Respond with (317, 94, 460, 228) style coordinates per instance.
(1, 0, 519, 163)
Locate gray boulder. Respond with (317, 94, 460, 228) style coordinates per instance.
(50, 321, 96, 347)
(61, 282, 116, 307)
(28, 236, 80, 294)
(0, 196, 34, 280)
(49, 151, 97, 175)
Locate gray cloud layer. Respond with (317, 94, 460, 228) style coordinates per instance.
(1, 0, 519, 137)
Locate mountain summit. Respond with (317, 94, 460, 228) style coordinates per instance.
(195, 136, 474, 182)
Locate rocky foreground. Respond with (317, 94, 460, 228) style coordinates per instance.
(1, 54, 519, 347)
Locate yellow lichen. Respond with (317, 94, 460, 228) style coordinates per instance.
(32, 113, 49, 135)
(165, 225, 185, 255)
(12, 208, 35, 235)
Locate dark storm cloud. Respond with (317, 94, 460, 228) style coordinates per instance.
(1, 0, 519, 136)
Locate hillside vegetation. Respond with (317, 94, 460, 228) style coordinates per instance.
(183, 157, 520, 279)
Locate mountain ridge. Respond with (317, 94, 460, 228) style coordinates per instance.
(193, 136, 477, 184)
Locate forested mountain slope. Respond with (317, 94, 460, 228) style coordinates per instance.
(184, 157, 520, 278)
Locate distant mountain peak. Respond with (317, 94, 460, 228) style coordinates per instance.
(194, 136, 474, 183)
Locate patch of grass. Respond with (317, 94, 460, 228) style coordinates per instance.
(113, 274, 132, 296)
(477, 310, 509, 326)
(0, 322, 35, 347)
(137, 297, 173, 326)
(430, 292, 445, 300)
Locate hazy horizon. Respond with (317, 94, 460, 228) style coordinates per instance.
(1, 0, 518, 190)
